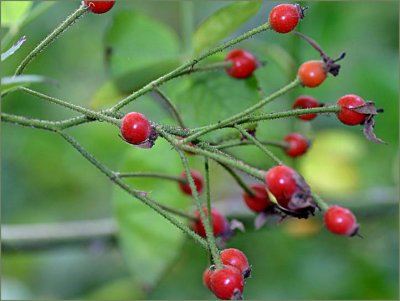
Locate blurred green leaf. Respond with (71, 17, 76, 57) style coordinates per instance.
(112, 140, 193, 286)
(1, 36, 26, 61)
(164, 72, 260, 139)
(84, 277, 144, 300)
(1, 1, 32, 28)
(1, 75, 56, 93)
(90, 80, 127, 109)
(193, 1, 262, 54)
(105, 11, 181, 93)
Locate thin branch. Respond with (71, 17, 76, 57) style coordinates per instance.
(214, 139, 288, 150)
(153, 87, 186, 128)
(235, 124, 283, 165)
(115, 171, 185, 183)
(219, 163, 255, 197)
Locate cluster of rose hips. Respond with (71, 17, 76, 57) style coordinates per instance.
(85, 1, 380, 299)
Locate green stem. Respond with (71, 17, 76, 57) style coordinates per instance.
(115, 171, 184, 183)
(183, 77, 301, 142)
(20, 87, 120, 126)
(14, 4, 88, 76)
(157, 126, 264, 180)
(214, 139, 288, 150)
(153, 88, 186, 128)
(109, 22, 271, 112)
(219, 163, 255, 197)
(235, 124, 283, 165)
(1, 112, 58, 131)
(236, 105, 341, 124)
(59, 131, 207, 248)
(312, 192, 329, 211)
(174, 61, 232, 77)
(204, 158, 222, 268)
(163, 131, 222, 265)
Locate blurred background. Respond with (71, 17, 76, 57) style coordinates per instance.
(1, 1, 398, 299)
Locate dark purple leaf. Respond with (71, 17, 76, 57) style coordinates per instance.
(363, 116, 385, 144)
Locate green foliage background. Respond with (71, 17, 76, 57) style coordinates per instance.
(1, 1, 398, 300)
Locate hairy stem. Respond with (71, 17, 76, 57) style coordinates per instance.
(235, 124, 283, 165)
(153, 88, 186, 128)
(20, 87, 120, 126)
(115, 171, 184, 183)
(15, 4, 88, 75)
(219, 163, 255, 197)
(312, 192, 329, 211)
(214, 139, 288, 150)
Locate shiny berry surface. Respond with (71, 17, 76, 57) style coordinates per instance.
(293, 95, 320, 120)
(242, 183, 272, 213)
(269, 4, 302, 33)
(210, 266, 244, 300)
(298, 60, 327, 88)
(225, 49, 258, 79)
(84, 1, 115, 14)
(284, 133, 310, 157)
(179, 170, 204, 196)
(191, 207, 226, 238)
(336, 94, 367, 125)
(324, 205, 359, 236)
(203, 267, 214, 290)
(120, 112, 151, 145)
(265, 165, 298, 208)
(220, 248, 250, 277)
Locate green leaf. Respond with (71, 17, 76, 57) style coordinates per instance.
(105, 11, 181, 93)
(1, 36, 26, 61)
(90, 81, 127, 109)
(193, 1, 262, 54)
(1, 75, 56, 93)
(164, 72, 260, 140)
(1, 1, 32, 28)
(112, 140, 197, 286)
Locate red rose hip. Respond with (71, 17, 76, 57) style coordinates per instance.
(83, 1, 115, 14)
(179, 170, 204, 196)
(220, 248, 250, 278)
(191, 207, 226, 238)
(210, 265, 244, 300)
(298, 60, 327, 88)
(264, 165, 298, 208)
(242, 183, 272, 213)
(283, 133, 310, 157)
(121, 112, 151, 145)
(293, 95, 320, 121)
(225, 49, 258, 79)
(324, 205, 359, 236)
(336, 94, 367, 125)
(269, 3, 304, 33)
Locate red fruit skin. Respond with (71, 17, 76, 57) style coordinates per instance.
(293, 95, 320, 121)
(336, 94, 367, 125)
(210, 266, 244, 300)
(242, 183, 272, 213)
(265, 165, 298, 208)
(324, 205, 359, 236)
(203, 267, 214, 290)
(284, 133, 310, 158)
(225, 49, 258, 79)
(298, 60, 327, 88)
(84, 1, 115, 14)
(220, 248, 250, 276)
(192, 208, 226, 238)
(179, 170, 204, 196)
(120, 112, 151, 145)
(269, 4, 301, 33)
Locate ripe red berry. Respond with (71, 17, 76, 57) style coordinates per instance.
(283, 133, 310, 158)
(203, 267, 214, 290)
(191, 207, 226, 238)
(336, 94, 367, 125)
(220, 248, 250, 278)
(264, 165, 298, 208)
(210, 266, 244, 300)
(293, 95, 320, 121)
(298, 60, 327, 88)
(269, 3, 304, 34)
(242, 183, 272, 213)
(179, 170, 204, 196)
(120, 112, 151, 145)
(225, 49, 258, 79)
(324, 205, 359, 236)
(83, 1, 115, 14)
